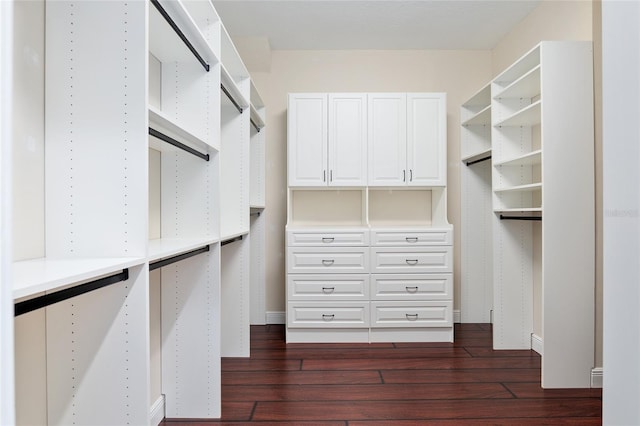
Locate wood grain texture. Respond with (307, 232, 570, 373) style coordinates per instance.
(161, 324, 602, 424)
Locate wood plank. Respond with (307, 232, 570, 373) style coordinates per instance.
(222, 358, 301, 371)
(348, 418, 601, 426)
(248, 346, 470, 360)
(504, 382, 603, 398)
(381, 368, 541, 383)
(465, 347, 541, 357)
(222, 383, 513, 402)
(302, 356, 541, 370)
(251, 399, 601, 421)
(222, 370, 382, 385)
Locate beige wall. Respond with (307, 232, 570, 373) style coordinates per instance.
(250, 50, 493, 315)
(243, 0, 602, 368)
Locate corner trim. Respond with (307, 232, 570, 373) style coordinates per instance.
(531, 333, 543, 355)
(150, 394, 165, 426)
(453, 309, 461, 323)
(591, 367, 603, 388)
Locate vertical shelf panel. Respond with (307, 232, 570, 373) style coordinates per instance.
(161, 248, 221, 418)
(221, 237, 250, 357)
(46, 265, 149, 425)
(250, 211, 266, 325)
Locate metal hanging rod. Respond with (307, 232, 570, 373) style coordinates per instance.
(149, 245, 210, 272)
(465, 155, 491, 166)
(149, 128, 209, 161)
(250, 211, 261, 217)
(15, 269, 129, 317)
(150, 0, 210, 72)
(500, 214, 542, 221)
(221, 84, 244, 114)
(250, 118, 261, 133)
(221, 235, 243, 246)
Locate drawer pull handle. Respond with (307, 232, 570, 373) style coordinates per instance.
(406, 259, 419, 265)
(322, 259, 335, 266)
(322, 237, 335, 243)
(406, 237, 418, 243)
(405, 286, 419, 293)
(322, 314, 335, 321)
(322, 287, 335, 293)
(406, 313, 419, 321)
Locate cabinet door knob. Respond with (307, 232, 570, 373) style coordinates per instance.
(406, 237, 418, 243)
(322, 314, 335, 321)
(405, 259, 419, 265)
(322, 287, 335, 293)
(322, 237, 335, 243)
(322, 259, 335, 266)
(406, 313, 419, 321)
(405, 286, 419, 293)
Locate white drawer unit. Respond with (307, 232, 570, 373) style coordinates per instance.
(287, 247, 369, 274)
(288, 274, 369, 300)
(288, 229, 369, 247)
(288, 302, 370, 328)
(371, 301, 453, 328)
(371, 274, 452, 300)
(371, 229, 452, 246)
(370, 246, 453, 274)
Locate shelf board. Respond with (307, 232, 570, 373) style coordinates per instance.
(250, 104, 266, 129)
(148, 237, 220, 263)
(494, 149, 541, 167)
(13, 257, 145, 301)
(494, 65, 541, 100)
(220, 230, 250, 244)
(149, 0, 219, 67)
(250, 204, 266, 210)
(461, 105, 491, 126)
(494, 207, 543, 213)
(494, 44, 540, 87)
(462, 83, 491, 109)
(461, 148, 492, 165)
(148, 106, 218, 152)
(221, 64, 250, 110)
(494, 100, 541, 127)
(494, 182, 542, 193)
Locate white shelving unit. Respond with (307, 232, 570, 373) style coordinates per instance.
(462, 41, 595, 388)
(4, 0, 262, 423)
(219, 23, 252, 357)
(286, 92, 452, 343)
(460, 83, 493, 323)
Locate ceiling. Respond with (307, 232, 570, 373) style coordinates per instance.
(212, 0, 542, 51)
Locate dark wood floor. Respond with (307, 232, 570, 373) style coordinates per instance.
(162, 323, 602, 425)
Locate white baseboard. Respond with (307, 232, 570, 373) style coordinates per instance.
(531, 333, 543, 355)
(150, 395, 165, 426)
(591, 367, 603, 388)
(266, 311, 285, 324)
(453, 309, 461, 323)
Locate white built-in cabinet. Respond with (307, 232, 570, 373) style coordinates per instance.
(368, 93, 446, 187)
(2, 0, 265, 423)
(286, 92, 452, 343)
(288, 93, 367, 186)
(460, 41, 595, 388)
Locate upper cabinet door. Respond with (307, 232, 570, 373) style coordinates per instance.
(288, 94, 328, 186)
(407, 93, 447, 186)
(368, 93, 407, 186)
(328, 94, 367, 186)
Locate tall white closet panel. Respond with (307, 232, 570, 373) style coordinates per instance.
(46, 265, 149, 426)
(161, 249, 221, 418)
(0, 2, 14, 423)
(221, 237, 251, 356)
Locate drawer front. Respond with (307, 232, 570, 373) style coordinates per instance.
(287, 230, 369, 246)
(371, 274, 452, 300)
(288, 247, 368, 274)
(371, 229, 453, 246)
(371, 301, 452, 328)
(288, 274, 370, 300)
(370, 247, 453, 274)
(288, 302, 370, 328)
